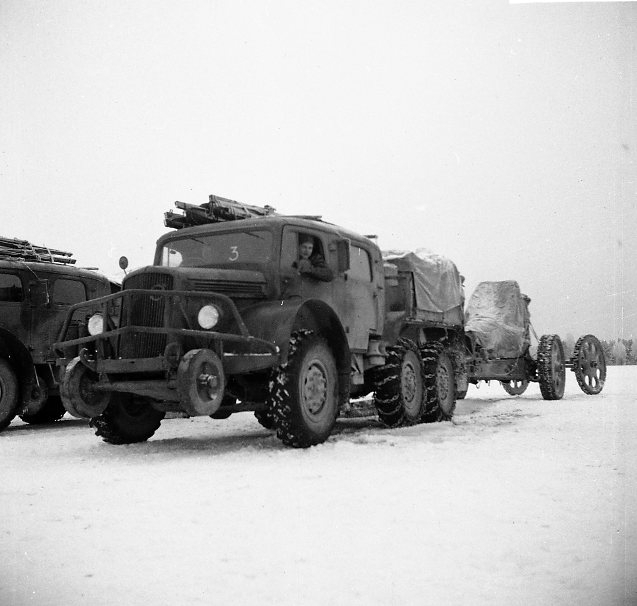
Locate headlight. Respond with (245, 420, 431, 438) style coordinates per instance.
(87, 313, 104, 336)
(197, 304, 220, 330)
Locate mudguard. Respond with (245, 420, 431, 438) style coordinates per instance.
(241, 298, 349, 367)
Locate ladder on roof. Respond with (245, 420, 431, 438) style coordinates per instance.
(165, 194, 276, 229)
(0, 236, 76, 265)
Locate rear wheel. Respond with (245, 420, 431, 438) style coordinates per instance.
(373, 338, 425, 427)
(0, 359, 19, 431)
(501, 379, 529, 396)
(537, 334, 566, 400)
(421, 343, 456, 422)
(269, 331, 338, 448)
(90, 394, 165, 444)
(572, 334, 606, 395)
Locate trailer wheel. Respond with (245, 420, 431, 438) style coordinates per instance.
(90, 394, 165, 444)
(537, 334, 566, 400)
(0, 359, 19, 431)
(269, 330, 338, 448)
(20, 396, 66, 425)
(420, 343, 456, 422)
(572, 334, 606, 395)
(373, 338, 426, 427)
(501, 380, 529, 396)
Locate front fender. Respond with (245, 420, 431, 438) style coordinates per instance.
(241, 298, 349, 367)
(241, 299, 306, 363)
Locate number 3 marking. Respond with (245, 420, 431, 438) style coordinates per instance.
(229, 246, 239, 261)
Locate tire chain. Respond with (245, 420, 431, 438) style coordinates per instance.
(419, 341, 455, 422)
(537, 334, 562, 400)
(267, 329, 315, 447)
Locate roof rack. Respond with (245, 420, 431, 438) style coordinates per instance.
(0, 236, 76, 265)
(165, 194, 276, 229)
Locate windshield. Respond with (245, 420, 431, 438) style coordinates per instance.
(159, 230, 273, 268)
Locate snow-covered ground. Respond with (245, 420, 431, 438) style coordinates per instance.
(2, 367, 636, 606)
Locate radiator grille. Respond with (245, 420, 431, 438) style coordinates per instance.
(190, 279, 265, 298)
(119, 273, 173, 357)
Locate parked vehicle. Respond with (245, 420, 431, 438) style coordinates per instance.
(53, 195, 466, 447)
(0, 237, 117, 431)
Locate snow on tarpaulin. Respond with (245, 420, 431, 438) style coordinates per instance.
(465, 280, 531, 359)
(382, 249, 464, 314)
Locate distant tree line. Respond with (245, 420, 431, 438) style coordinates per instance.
(561, 334, 636, 365)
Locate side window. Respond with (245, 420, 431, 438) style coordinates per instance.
(280, 229, 327, 269)
(52, 279, 86, 305)
(349, 246, 372, 281)
(0, 273, 23, 302)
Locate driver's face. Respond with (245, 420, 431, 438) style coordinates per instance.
(299, 241, 314, 259)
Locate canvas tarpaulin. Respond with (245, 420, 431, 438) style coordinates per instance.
(382, 249, 464, 314)
(465, 280, 531, 359)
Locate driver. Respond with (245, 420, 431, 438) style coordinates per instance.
(293, 235, 333, 282)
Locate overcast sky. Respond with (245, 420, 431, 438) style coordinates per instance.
(2, 0, 635, 341)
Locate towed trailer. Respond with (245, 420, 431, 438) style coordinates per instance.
(458, 281, 606, 399)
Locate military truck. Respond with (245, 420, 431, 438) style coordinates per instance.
(0, 237, 117, 431)
(53, 195, 466, 447)
(458, 280, 606, 399)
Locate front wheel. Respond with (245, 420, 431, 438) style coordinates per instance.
(20, 396, 66, 425)
(0, 359, 19, 431)
(537, 334, 566, 400)
(90, 394, 165, 444)
(269, 331, 338, 448)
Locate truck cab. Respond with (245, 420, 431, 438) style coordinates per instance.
(0, 239, 115, 431)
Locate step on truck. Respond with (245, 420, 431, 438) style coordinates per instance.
(0, 237, 117, 431)
(53, 195, 466, 447)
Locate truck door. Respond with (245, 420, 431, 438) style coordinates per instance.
(332, 242, 380, 352)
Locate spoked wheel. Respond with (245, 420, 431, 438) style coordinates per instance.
(269, 330, 338, 448)
(501, 379, 529, 396)
(91, 394, 165, 444)
(373, 338, 426, 427)
(537, 334, 566, 400)
(572, 334, 606, 395)
(0, 359, 19, 431)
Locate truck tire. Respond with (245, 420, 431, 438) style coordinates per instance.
(420, 343, 456, 422)
(0, 359, 20, 431)
(537, 334, 566, 400)
(373, 338, 426, 427)
(90, 394, 165, 444)
(19, 396, 66, 425)
(269, 330, 338, 448)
